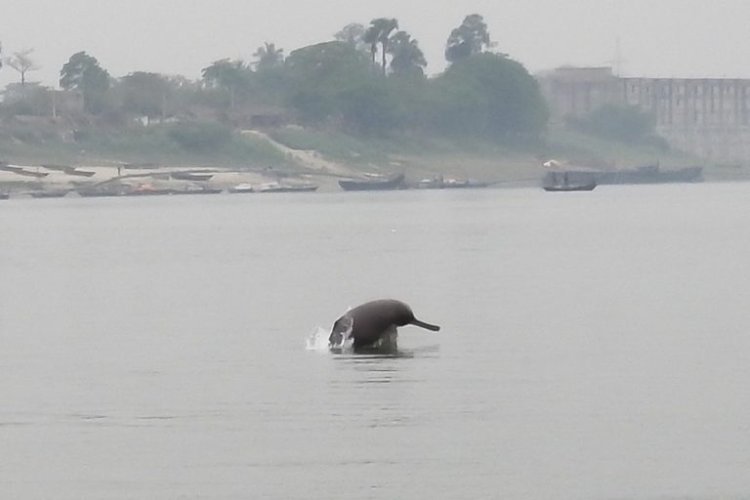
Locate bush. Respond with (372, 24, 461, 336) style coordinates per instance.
(166, 122, 232, 152)
(570, 105, 660, 145)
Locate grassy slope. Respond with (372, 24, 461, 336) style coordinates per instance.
(0, 125, 290, 168)
(268, 126, 717, 183)
(268, 127, 542, 183)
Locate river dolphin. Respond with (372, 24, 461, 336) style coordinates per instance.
(328, 299, 440, 351)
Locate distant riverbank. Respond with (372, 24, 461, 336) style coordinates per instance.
(2, 124, 745, 197)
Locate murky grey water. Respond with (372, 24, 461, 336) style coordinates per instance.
(1, 183, 749, 499)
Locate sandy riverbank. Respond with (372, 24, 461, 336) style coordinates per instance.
(0, 162, 345, 196)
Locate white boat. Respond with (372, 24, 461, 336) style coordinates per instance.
(229, 183, 255, 193)
(257, 182, 318, 193)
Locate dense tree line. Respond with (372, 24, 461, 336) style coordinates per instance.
(0, 14, 549, 143)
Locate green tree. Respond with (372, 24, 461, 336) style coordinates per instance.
(337, 81, 399, 135)
(118, 71, 171, 120)
(445, 14, 492, 63)
(163, 75, 201, 115)
(253, 42, 284, 72)
(429, 53, 548, 139)
(387, 31, 427, 78)
(59, 51, 111, 113)
(364, 18, 399, 76)
(334, 23, 369, 54)
(6, 48, 39, 85)
(201, 58, 252, 108)
(284, 41, 380, 128)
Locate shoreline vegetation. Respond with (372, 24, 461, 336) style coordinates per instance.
(1, 14, 742, 192)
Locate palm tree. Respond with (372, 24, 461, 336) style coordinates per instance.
(253, 42, 284, 72)
(363, 24, 379, 66)
(364, 18, 399, 76)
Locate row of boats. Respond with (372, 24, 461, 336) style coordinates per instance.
(342, 165, 703, 193)
(338, 164, 703, 193)
(2, 173, 489, 199)
(0, 163, 96, 178)
(0, 163, 705, 199)
(53, 181, 319, 198)
(337, 173, 491, 191)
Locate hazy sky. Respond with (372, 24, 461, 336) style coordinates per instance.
(2, 0, 750, 88)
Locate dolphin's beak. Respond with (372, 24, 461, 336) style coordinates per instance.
(410, 319, 440, 331)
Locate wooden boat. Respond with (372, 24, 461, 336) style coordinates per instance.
(542, 169, 597, 192)
(170, 171, 215, 181)
(257, 182, 319, 193)
(2, 163, 92, 178)
(338, 173, 405, 191)
(417, 176, 490, 189)
(77, 189, 123, 197)
(64, 167, 96, 177)
(41, 164, 70, 171)
(45, 165, 97, 177)
(443, 179, 490, 189)
(30, 190, 70, 198)
(171, 187, 223, 195)
(126, 187, 173, 196)
(77, 182, 134, 197)
(78, 182, 167, 197)
(543, 181, 597, 192)
(0, 165, 49, 178)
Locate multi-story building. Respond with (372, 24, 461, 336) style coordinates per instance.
(539, 67, 750, 163)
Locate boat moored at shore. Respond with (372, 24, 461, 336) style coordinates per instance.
(257, 182, 319, 193)
(543, 181, 597, 192)
(416, 176, 491, 189)
(338, 173, 406, 191)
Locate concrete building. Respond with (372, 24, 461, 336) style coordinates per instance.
(539, 67, 750, 163)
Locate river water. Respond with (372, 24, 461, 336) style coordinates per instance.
(1, 183, 749, 499)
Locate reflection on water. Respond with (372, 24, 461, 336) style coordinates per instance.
(2, 186, 750, 499)
(333, 355, 420, 385)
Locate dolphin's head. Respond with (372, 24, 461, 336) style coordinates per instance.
(328, 314, 354, 347)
